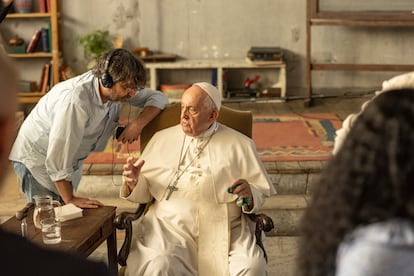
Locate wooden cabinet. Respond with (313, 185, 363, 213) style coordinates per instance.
(306, 0, 414, 105)
(4, 0, 60, 104)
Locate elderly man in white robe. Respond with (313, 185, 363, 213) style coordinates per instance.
(121, 82, 276, 275)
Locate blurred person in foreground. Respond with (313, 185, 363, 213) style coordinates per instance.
(297, 90, 414, 276)
(333, 71, 414, 154)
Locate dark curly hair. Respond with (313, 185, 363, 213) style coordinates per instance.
(296, 89, 414, 276)
(92, 48, 146, 89)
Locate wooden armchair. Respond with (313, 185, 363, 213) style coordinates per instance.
(114, 103, 274, 272)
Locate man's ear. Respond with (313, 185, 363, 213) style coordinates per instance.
(210, 109, 219, 120)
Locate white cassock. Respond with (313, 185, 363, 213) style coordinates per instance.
(120, 122, 276, 276)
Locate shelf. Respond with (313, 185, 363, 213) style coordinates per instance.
(306, 0, 414, 102)
(146, 59, 286, 102)
(4, 0, 61, 105)
(18, 96, 43, 104)
(311, 63, 414, 71)
(6, 13, 51, 19)
(310, 18, 414, 27)
(19, 92, 44, 96)
(9, 53, 53, 58)
(145, 59, 285, 69)
(311, 11, 414, 21)
(223, 97, 286, 104)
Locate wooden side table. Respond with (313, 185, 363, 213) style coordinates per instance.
(2, 205, 117, 275)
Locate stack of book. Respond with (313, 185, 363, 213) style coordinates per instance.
(38, 0, 52, 13)
(59, 65, 76, 81)
(26, 26, 51, 53)
(39, 62, 52, 93)
(246, 47, 284, 65)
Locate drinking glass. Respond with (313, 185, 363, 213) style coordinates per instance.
(40, 218, 61, 244)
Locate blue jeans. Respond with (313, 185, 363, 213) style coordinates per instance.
(12, 161, 63, 203)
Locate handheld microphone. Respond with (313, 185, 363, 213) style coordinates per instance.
(115, 126, 125, 139)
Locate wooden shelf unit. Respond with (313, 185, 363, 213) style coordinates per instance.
(145, 59, 286, 103)
(306, 0, 414, 104)
(5, 0, 60, 104)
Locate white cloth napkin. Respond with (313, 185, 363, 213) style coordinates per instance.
(54, 203, 83, 222)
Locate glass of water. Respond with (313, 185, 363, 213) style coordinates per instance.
(40, 218, 61, 244)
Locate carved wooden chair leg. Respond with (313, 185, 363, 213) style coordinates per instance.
(114, 203, 148, 267)
(248, 213, 275, 263)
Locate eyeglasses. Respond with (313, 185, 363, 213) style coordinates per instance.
(120, 81, 144, 91)
(121, 84, 139, 90)
(120, 85, 145, 97)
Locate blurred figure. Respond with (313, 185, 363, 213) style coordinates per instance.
(297, 90, 414, 276)
(0, 1, 13, 23)
(334, 71, 414, 154)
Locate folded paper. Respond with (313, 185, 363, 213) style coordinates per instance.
(55, 203, 83, 222)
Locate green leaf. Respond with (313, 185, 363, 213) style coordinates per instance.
(78, 30, 111, 59)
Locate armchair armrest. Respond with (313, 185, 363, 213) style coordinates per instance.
(114, 206, 275, 267)
(248, 213, 275, 262)
(114, 203, 149, 266)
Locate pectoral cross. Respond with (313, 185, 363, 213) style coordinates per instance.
(165, 183, 178, 200)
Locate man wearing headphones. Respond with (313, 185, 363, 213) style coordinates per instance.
(9, 48, 168, 209)
(0, 45, 110, 276)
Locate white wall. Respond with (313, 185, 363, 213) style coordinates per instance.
(61, 0, 305, 93)
(57, 0, 414, 96)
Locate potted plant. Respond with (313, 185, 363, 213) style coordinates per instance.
(78, 30, 112, 69)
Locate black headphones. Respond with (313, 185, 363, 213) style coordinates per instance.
(101, 49, 120, 88)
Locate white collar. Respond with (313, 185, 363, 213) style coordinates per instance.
(186, 121, 218, 140)
(183, 121, 218, 154)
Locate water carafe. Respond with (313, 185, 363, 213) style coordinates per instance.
(33, 195, 60, 229)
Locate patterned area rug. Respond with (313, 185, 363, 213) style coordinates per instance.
(84, 113, 341, 164)
(253, 113, 341, 161)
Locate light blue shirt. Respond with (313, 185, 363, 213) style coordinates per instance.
(9, 71, 167, 194)
(336, 219, 414, 276)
